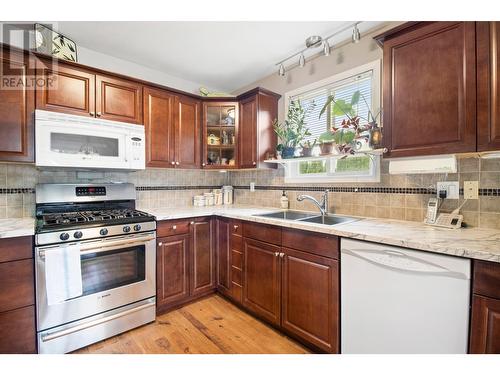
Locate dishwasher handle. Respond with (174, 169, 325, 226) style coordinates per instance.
(342, 248, 469, 280)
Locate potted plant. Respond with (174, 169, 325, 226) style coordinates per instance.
(300, 139, 317, 157)
(273, 100, 315, 159)
(319, 90, 380, 154)
(318, 131, 336, 155)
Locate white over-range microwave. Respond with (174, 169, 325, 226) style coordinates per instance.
(35, 110, 145, 171)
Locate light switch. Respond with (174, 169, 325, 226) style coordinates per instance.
(464, 181, 479, 200)
(250, 182, 255, 192)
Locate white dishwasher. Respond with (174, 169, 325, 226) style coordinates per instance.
(341, 238, 471, 354)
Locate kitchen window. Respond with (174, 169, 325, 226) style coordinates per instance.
(283, 60, 381, 183)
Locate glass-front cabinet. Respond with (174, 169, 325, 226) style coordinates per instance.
(202, 102, 239, 168)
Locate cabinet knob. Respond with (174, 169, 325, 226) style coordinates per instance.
(280, 252, 285, 258)
(233, 225, 239, 230)
(252, 161, 257, 166)
(202, 163, 206, 167)
(171, 161, 175, 165)
(172, 225, 177, 230)
(89, 111, 95, 116)
(190, 221, 195, 225)
(274, 252, 279, 257)
(96, 112, 102, 117)
(158, 242, 163, 246)
(176, 161, 180, 165)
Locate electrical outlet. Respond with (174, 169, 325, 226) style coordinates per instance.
(250, 182, 255, 192)
(464, 181, 479, 200)
(437, 181, 459, 199)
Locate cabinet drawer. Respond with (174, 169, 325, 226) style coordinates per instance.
(0, 259, 34, 313)
(231, 220, 242, 236)
(0, 305, 36, 353)
(157, 220, 191, 237)
(0, 236, 33, 263)
(243, 222, 281, 246)
(473, 260, 500, 299)
(231, 234, 242, 251)
(232, 250, 243, 269)
(282, 228, 339, 259)
(231, 283, 242, 303)
(232, 266, 242, 285)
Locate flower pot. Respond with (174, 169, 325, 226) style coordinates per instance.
(319, 142, 334, 155)
(301, 147, 313, 157)
(282, 146, 296, 159)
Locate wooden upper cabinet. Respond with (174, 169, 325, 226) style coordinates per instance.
(0, 47, 34, 162)
(174, 95, 201, 168)
(36, 62, 95, 117)
(281, 248, 339, 353)
(143, 86, 175, 168)
(190, 218, 215, 296)
(243, 238, 281, 326)
(477, 22, 500, 151)
(239, 96, 257, 168)
(238, 88, 280, 168)
(96, 74, 143, 124)
(376, 22, 477, 157)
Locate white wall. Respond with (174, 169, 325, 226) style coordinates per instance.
(0, 21, 205, 94)
(232, 22, 403, 122)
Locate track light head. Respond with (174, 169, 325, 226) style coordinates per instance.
(352, 24, 361, 43)
(323, 40, 331, 56)
(299, 53, 305, 67)
(278, 63, 285, 77)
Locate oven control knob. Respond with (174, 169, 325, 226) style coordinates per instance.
(99, 228, 108, 236)
(133, 224, 141, 231)
(123, 226, 131, 233)
(60, 233, 70, 241)
(73, 231, 83, 239)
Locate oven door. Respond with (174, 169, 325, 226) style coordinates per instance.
(36, 232, 156, 332)
(35, 110, 145, 170)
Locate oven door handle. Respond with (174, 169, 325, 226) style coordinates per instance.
(37, 233, 156, 259)
(40, 299, 156, 342)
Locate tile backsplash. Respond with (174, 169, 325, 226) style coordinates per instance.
(1, 156, 500, 229)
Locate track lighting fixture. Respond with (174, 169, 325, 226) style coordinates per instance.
(274, 22, 361, 78)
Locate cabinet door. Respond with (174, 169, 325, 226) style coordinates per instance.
(190, 218, 215, 296)
(477, 22, 500, 151)
(36, 62, 95, 117)
(0, 48, 34, 162)
(382, 22, 476, 157)
(143, 86, 175, 168)
(0, 306, 36, 354)
(243, 238, 281, 325)
(239, 95, 257, 168)
(216, 218, 231, 296)
(156, 234, 190, 311)
(96, 74, 143, 124)
(281, 247, 339, 353)
(174, 95, 201, 168)
(470, 295, 500, 353)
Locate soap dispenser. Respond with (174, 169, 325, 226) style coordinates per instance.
(280, 190, 289, 209)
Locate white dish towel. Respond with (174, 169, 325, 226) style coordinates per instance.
(45, 243, 83, 305)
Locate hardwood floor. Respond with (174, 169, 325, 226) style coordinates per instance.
(74, 295, 310, 354)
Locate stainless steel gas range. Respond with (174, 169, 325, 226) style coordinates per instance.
(34, 183, 156, 354)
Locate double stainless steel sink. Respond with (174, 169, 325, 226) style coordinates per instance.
(254, 210, 359, 226)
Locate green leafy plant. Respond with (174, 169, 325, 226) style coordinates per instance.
(300, 139, 317, 149)
(318, 131, 335, 144)
(273, 100, 315, 149)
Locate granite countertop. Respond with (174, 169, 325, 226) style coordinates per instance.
(146, 205, 500, 263)
(0, 218, 36, 239)
(2, 206, 499, 263)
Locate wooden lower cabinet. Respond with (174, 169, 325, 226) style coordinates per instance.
(156, 218, 215, 313)
(0, 306, 36, 354)
(281, 247, 339, 353)
(242, 238, 281, 326)
(156, 233, 190, 310)
(216, 218, 231, 296)
(190, 218, 215, 296)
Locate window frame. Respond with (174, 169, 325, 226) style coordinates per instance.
(282, 60, 382, 184)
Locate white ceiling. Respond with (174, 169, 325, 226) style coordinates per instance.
(56, 21, 384, 93)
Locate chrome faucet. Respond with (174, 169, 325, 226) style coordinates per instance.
(297, 190, 329, 216)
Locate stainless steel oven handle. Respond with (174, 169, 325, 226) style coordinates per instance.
(40, 299, 156, 342)
(37, 232, 156, 259)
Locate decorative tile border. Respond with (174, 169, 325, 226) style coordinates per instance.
(1, 186, 500, 196)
